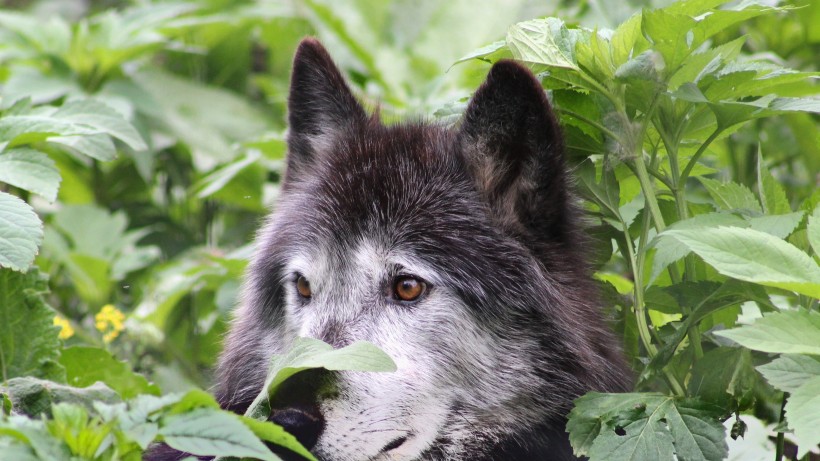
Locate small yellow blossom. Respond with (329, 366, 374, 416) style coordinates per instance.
(95, 304, 125, 343)
(53, 316, 74, 340)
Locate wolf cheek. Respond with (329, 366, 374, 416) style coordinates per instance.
(212, 37, 630, 461)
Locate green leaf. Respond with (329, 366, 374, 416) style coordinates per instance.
(0, 268, 64, 382)
(0, 148, 60, 202)
(688, 347, 756, 411)
(505, 18, 580, 70)
(239, 416, 317, 461)
(756, 354, 820, 393)
(648, 213, 747, 283)
(757, 151, 791, 214)
(58, 347, 160, 400)
(641, 9, 696, 72)
(3, 377, 119, 418)
(0, 192, 43, 272)
(785, 376, 820, 458)
(808, 205, 820, 257)
(50, 99, 146, 151)
(698, 177, 762, 213)
(715, 309, 820, 355)
(245, 338, 396, 421)
(747, 211, 804, 239)
(160, 408, 280, 461)
(568, 393, 727, 461)
(664, 227, 820, 298)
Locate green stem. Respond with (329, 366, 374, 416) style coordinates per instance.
(633, 154, 666, 232)
(659, 126, 704, 361)
(555, 108, 621, 141)
(681, 127, 723, 182)
(775, 393, 787, 461)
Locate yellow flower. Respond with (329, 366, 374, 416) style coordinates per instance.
(95, 304, 125, 343)
(53, 316, 75, 340)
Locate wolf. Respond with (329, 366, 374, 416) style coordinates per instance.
(148, 38, 630, 461)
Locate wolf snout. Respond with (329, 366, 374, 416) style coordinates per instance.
(270, 404, 325, 450)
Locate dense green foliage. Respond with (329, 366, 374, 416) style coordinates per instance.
(0, 0, 818, 459)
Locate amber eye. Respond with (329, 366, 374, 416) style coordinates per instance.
(295, 275, 312, 299)
(393, 276, 425, 302)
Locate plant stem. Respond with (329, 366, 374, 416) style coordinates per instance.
(681, 127, 723, 182)
(775, 393, 787, 461)
(660, 125, 704, 361)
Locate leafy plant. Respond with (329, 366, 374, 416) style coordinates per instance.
(458, 0, 820, 458)
(0, 0, 818, 459)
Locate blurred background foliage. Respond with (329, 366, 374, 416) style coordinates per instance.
(0, 0, 816, 401)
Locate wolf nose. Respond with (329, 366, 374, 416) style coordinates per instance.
(270, 404, 324, 450)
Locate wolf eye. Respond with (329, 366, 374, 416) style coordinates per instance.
(393, 276, 426, 302)
(295, 275, 312, 299)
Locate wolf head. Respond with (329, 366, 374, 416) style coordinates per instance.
(217, 38, 629, 461)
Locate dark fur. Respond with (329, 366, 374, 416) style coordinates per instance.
(147, 38, 629, 461)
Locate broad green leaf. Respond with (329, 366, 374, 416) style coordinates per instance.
(0, 192, 43, 272)
(245, 338, 396, 421)
(664, 227, 820, 298)
(641, 9, 696, 72)
(757, 151, 791, 214)
(2, 377, 119, 418)
(688, 347, 755, 411)
(698, 178, 762, 213)
(48, 133, 116, 161)
(58, 347, 160, 400)
(0, 148, 60, 202)
(746, 212, 804, 239)
(715, 309, 820, 356)
(569, 393, 727, 461)
(756, 354, 820, 393)
(808, 205, 820, 257)
(506, 18, 580, 70)
(785, 376, 820, 458)
(0, 268, 64, 382)
(160, 408, 280, 461)
(611, 13, 643, 67)
(239, 416, 317, 461)
(51, 99, 146, 151)
(648, 213, 746, 283)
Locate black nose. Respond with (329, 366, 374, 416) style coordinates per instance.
(270, 404, 325, 451)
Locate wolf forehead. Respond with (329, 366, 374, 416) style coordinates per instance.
(280, 121, 489, 243)
(249, 120, 543, 313)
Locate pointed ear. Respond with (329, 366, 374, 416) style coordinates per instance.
(286, 38, 367, 179)
(459, 60, 573, 243)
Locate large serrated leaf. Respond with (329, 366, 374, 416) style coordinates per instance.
(808, 205, 820, 257)
(506, 18, 580, 70)
(160, 408, 280, 461)
(756, 354, 820, 393)
(0, 268, 64, 382)
(785, 376, 820, 458)
(715, 309, 820, 355)
(52, 99, 146, 151)
(58, 347, 160, 400)
(569, 393, 727, 461)
(0, 148, 60, 202)
(664, 227, 820, 298)
(649, 213, 747, 283)
(698, 177, 762, 213)
(2, 377, 119, 418)
(0, 191, 43, 271)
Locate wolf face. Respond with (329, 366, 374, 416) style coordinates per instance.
(216, 38, 629, 461)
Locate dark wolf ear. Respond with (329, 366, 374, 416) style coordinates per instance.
(286, 38, 367, 180)
(459, 60, 573, 244)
